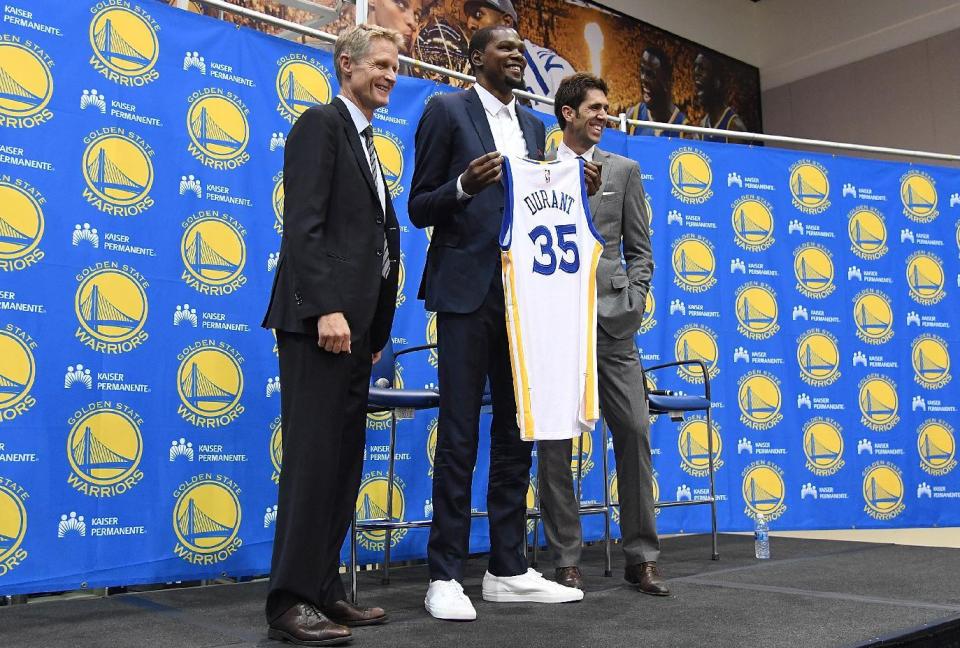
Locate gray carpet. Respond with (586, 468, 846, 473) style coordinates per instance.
(2, 534, 959, 648)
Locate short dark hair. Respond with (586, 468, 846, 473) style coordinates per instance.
(554, 73, 609, 131)
(643, 45, 673, 80)
(468, 25, 514, 72)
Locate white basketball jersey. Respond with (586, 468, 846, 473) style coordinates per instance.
(500, 156, 604, 441)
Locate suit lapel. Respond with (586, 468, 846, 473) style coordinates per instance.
(589, 147, 611, 215)
(334, 98, 384, 215)
(465, 87, 497, 153)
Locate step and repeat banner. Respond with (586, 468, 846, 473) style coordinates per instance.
(1, 0, 958, 595)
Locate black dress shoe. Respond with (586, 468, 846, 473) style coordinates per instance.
(268, 602, 352, 646)
(319, 599, 388, 627)
(555, 566, 584, 590)
(624, 562, 670, 596)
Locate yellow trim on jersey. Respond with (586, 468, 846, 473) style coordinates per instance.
(583, 242, 603, 422)
(502, 250, 536, 440)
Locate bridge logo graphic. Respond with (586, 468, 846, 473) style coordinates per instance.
(180, 216, 247, 290)
(673, 325, 719, 383)
(526, 479, 538, 534)
(862, 462, 904, 520)
(272, 172, 284, 235)
(0, 180, 45, 273)
(610, 471, 620, 524)
(396, 253, 406, 308)
(74, 267, 149, 350)
(669, 148, 713, 204)
(355, 473, 408, 550)
(852, 290, 893, 345)
(374, 130, 406, 199)
(905, 252, 945, 305)
(858, 374, 899, 431)
(187, 92, 250, 165)
(545, 125, 563, 159)
(900, 171, 938, 223)
(82, 132, 154, 208)
(644, 194, 654, 236)
(426, 312, 438, 368)
(671, 235, 716, 292)
(796, 330, 841, 387)
(678, 416, 723, 477)
(730, 196, 774, 252)
(173, 479, 242, 555)
(0, 482, 28, 571)
(793, 243, 835, 298)
(176, 344, 244, 425)
(735, 283, 779, 340)
(367, 363, 403, 430)
(638, 288, 656, 334)
(88, 6, 160, 83)
(0, 330, 36, 415)
(0, 41, 54, 127)
(911, 334, 950, 389)
(917, 420, 956, 476)
(847, 207, 887, 260)
(275, 57, 332, 123)
(270, 416, 282, 484)
(570, 430, 595, 478)
(426, 417, 438, 477)
(67, 406, 143, 495)
(737, 371, 783, 430)
(789, 160, 830, 214)
(802, 418, 844, 476)
(741, 461, 786, 521)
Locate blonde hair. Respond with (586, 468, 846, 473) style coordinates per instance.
(334, 23, 404, 83)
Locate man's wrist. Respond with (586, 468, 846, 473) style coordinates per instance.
(456, 174, 473, 201)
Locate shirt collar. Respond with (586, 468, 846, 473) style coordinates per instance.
(557, 140, 595, 162)
(337, 94, 371, 134)
(474, 83, 516, 118)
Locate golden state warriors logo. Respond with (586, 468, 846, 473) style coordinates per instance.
(0, 39, 53, 128)
(905, 252, 945, 305)
(426, 312, 438, 368)
(0, 478, 28, 576)
(396, 253, 406, 307)
(852, 289, 893, 344)
(674, 324, 719, 383)
(900, 170, 938, 222)
(912, 334, 950, 389)
(176, 340, 245, 428)
(738, 371, 782, 430)
(918, 420, 956, 476)
(74, 263, 149, 354)
(638, 289, 656, 335)
(858, 374, 899, 431)
(356, 472, 408, 550)
(678, 416, 722, 477)
(275, 54, 332, 123)
(672, 235, 716, 292)
(89, 4, 160, 86)
(645, 194, 655, 237)
(367, 363, 402, 431)
(651, 472, 660, 515)
(526, 479, 537, 534)
(67, 402, 144, 497)
(610, 471, 620, 524)
(862, 462, 904, 520)
(570, 431, 594, 478)
(789, 160, 830, 214)
(373, 130, 405, 198)
(269, 416, 282, 484)
(731, 196, 774, 252)
(82, 128, 155, 216)
(272, 171, 284, 235)
(793, 243, 834, 298)
(0, 326, 37, 423)
(796, 329, 841, 387)
(848, 206, 887, 260)
(802, 418, 844, 476)
(426, 417, 438, 477)
(173, 475, 243, 564)
(545, 125, 563, 159)
(742, 461, 786, 522)
(186, 88, 251, 169)
(0, 179, 44, 272)
(180, 212, 248, 296)
(669, 148, 713, 204)
(735, 283, 779, 340)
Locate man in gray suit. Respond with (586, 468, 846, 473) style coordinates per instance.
(537, 73, 668, 596)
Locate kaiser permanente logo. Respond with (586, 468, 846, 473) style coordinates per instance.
(180, 211, 247, 296)
(731, 196, 774, 252)
(737, 371, 782, 431)
(742, 460, 786, 522)
(678, 415, 722, 477)
(672, 234, 716, 292)
(0, 476, 29, 576)
(88, 3, 160, 87)
(66, 402, 144, 498)
(847, 206, 888, 260)
(186, 88, 251, 170)
(735, 282, 779, 340)
(900, 170, 938, 223)
(74, 262, 149, 354)
(905, 251, 945, 305)
(803, 417, 844, 476)
(0, 36, 54, 128)
(796, 329, 841, 387)
(275, 53, 332, 123)
(789, 160, 830, 214)
(669, 148, 713, 204)
(862, 461, 905, 521)
(918, 419, 956, 477)
(0, 325, 38, 424)
(176, 340, 245, 428)
(912, 334, 950, 389)
(172, 474, 242, 565)
(674, 324, 719, 383)
(0, 177, 45, 272)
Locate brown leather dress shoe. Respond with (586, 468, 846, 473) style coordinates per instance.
(268, 602, 352, 646)
(320, 599, 388, 627)
(555, 566, 584, 590)
(624, 562, 670, 596)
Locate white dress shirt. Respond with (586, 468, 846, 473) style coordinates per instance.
(337, 94, 386, 213)
(457, 83, 528, 199)
(556, 140, 595, 163)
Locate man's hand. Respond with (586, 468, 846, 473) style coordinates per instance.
(584, 161, 601, 196)
(372, 350, 382, 365)
(318, 312, 351, 354)
(460, 151, 503, 195)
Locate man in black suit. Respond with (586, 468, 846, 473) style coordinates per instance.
(262, 24, 403, 646)
(410, 25, 594, 621)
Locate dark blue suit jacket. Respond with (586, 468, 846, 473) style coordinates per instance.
(409, 87, 546, 314)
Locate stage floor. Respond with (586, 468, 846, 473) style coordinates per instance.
(2, 534, 960, 648)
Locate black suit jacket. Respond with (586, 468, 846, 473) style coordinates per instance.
(409, 87, 546, 314)
(262, 98, 400, 353)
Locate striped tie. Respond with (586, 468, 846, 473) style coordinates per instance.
(362, 126, 390, 279)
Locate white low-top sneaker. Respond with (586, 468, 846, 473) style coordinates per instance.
(424, 579, 477, 621)
(481, 568, 585, 603)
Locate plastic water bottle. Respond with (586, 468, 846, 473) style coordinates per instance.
(754, 513, 770, 559)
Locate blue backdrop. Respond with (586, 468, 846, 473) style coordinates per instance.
(0, 0, 958, 595)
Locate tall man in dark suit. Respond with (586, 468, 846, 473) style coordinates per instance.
(537, 73, 670, 597)
(410, 25, 590, 621)
(261, 24, 403, 646)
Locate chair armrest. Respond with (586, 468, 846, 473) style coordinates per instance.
(642, 359, 711, 400)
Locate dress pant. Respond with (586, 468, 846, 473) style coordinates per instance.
(428, 277, 533, 582)
(537, 328, 660, 567)
(266, 330, 372, 622)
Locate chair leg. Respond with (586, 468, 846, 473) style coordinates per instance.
(531, 470, 540, 567)
(706, 408, 719, 561)
(350, 515, 358, 604)
(383, 411, 397, 584)
(602, 419, 612, 577)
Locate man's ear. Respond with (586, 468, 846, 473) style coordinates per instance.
(470, 48, 483, 72)
(561, 105, 576, 126)
(503, 15, 515, 28)
(338, 53, 351, 80)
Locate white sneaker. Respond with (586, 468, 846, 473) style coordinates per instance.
(481, 568, 585, 603)
(424, 579, 477, 621)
